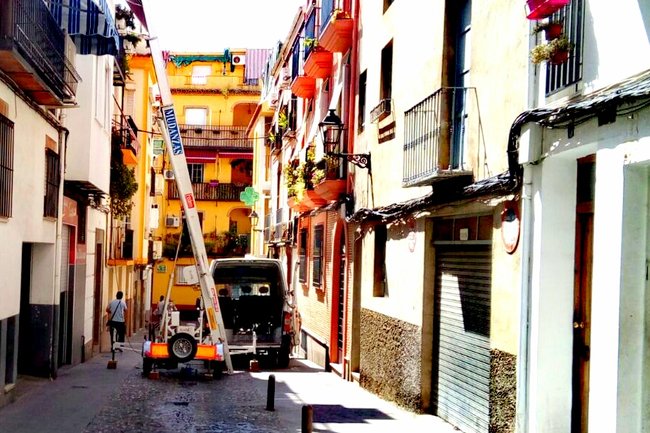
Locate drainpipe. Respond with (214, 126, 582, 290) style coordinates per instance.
(51, 124, 69, 378)
(515, 21, 543, 433)
(341, 0, 360, 382)
(516, 167, 533, 433)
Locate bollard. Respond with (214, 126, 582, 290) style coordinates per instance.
(301, 404, 313, 433)
(266, 374, 275, 411)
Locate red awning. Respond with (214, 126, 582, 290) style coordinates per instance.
(186, 149, 217, 164)
(219, 152, 253, 159)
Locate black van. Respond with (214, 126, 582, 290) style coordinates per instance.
(210, 257, 295, 368)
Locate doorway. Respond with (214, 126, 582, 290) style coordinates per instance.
(571, 156, 595, 433)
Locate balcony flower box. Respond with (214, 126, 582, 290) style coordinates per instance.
(303, 48, 333, 79)
(302, 190, 327, 210)
(526, 0, 570, 20)
(313, 179, 346, 202)
(291, 75, 316, 99)
(319, 12, 354, 53)
(288, 196, 311, 213)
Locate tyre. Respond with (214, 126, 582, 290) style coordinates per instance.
(142, 357, 153, 377)
(277, 335, 291, 368)
(167, 333, 198, 363)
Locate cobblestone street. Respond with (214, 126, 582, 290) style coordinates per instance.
(0, 334, 458, 433)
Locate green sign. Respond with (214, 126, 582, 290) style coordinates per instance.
(156, 264, 167, 273)
(240, 187, 260, 206)
(153, 139, 164, 155)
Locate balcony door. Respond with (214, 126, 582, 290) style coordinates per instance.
(450, 0, 471, 170)
(185, 107, 207, 126)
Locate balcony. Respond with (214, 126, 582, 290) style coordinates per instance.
(168, 74, 260, 94)
(403, 87, 478, 188)
(0, 0, 80, 106)
(290, 75, 316, 99)
(178, 124, 253, 150)
(318, 9, 354, 53)
(113, 116, 140, 165)
(303, 48, 333, 79)
(370, 98, 392, 123)
(168, 182, 249, 201)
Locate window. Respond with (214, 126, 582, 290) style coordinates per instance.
(546, 0, 584, 95)
(191, 65, 211, 85)
(0, 114, 14, 218)
(44, 149, 60, 218)
(187, 163, 204, 183)
(299, 228, 308, 283)
(358, 70, 367, 132)
(380, 41, 393, 100)
(312, 225, 323, 286)
(373, 225, 388, 297)
(185, 107, 207, 126)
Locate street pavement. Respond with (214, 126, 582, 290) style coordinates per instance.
(0, 332, 460, 433)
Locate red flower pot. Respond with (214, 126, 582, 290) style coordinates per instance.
(544, 23, 563, 40)
(550, 50, 569, 65)
(526, 0, 570, 20)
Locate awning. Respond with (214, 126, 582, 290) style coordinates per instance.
(48, 0, 120, 56)
(220, 152, 253, 159)
(186, 149, 217, 164)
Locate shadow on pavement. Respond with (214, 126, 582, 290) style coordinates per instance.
(311, 404, 394, 424)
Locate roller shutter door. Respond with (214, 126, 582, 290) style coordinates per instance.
(434, 246, 491, 433)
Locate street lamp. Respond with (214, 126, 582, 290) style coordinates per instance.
(249, 210, 259, 229)
(318, 109, 371, 171)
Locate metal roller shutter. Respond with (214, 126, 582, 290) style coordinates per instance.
(434, 246, 491, 433)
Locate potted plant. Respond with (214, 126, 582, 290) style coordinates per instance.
(530, 36, 572, 65)
(533, 20, 563, 41)
(278, 110, 289, 130)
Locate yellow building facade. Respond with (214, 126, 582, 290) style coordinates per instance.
(148, 51, 263, 312)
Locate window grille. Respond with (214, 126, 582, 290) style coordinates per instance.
(44, 149, 60, 218)
(546, 0, 584, 95)
(0, 115, 14, 218)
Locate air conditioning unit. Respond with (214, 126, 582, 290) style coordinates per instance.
(165, 215, 180, 227)
(232, 54, 246, 65)
(163, 169, 175, 180)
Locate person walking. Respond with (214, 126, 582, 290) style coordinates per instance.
(106, 291, 127, 351)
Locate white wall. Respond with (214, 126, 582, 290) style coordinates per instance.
(65, 55, 111, 193)
(528, 157, 577, 433)
(582, 0, 650, 94)
(361, 220, 426, 327)
(0, 82, 60, 320)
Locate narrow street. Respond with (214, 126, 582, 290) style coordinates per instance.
(0, 331, 457, 433)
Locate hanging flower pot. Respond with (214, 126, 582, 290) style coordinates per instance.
(549, 49, 569, 65)
(533, 20, 564, 40)
(526, 0, 571, 20)
(530, 36, 572, 65)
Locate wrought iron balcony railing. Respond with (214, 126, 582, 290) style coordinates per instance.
(168, 181, 249, 201)
(177, 124, 253, 150)
(0, 0, 80, 106)
(403, 87, 478, 187)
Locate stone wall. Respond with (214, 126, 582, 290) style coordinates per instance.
(490, 348, 517, 433)
(359, 308, 422, 411)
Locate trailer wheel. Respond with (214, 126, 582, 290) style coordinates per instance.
(168, 333, 198, 363)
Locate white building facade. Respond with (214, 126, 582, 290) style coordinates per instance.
(517, 0, 650, 432)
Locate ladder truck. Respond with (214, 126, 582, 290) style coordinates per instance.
(137, 0, 233, 376)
